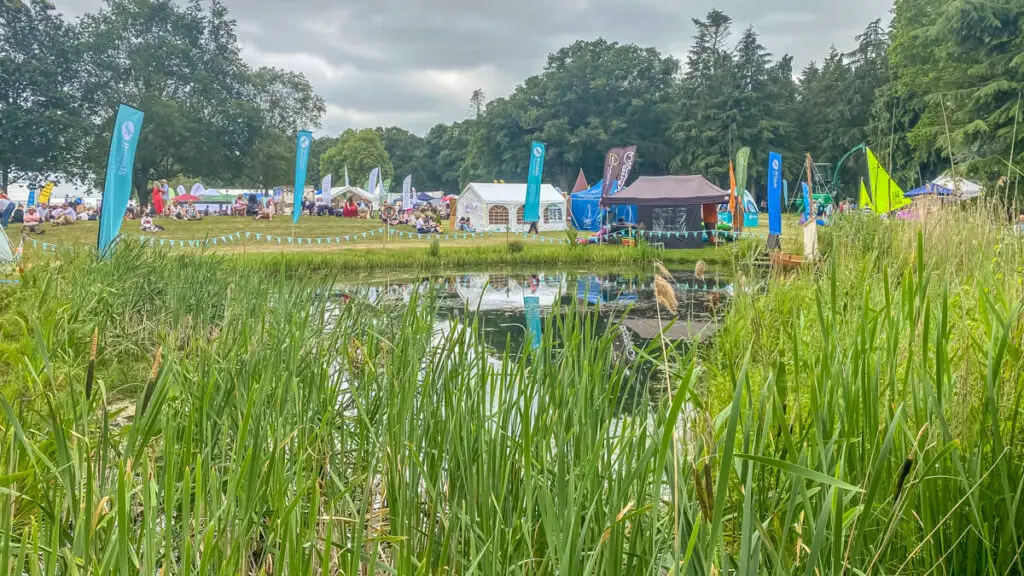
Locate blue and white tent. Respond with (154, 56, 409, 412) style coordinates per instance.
(906, 176, 983, 200)
(569, 180, 637, 232)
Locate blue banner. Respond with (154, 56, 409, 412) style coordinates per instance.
(801, 182, 812, 221)
(767, 151, 782, 236)
(292, 130, 313, 224)
(27, 187, 36, 207)
(97, 104, 144, 257)
(524, 141, 545, 223)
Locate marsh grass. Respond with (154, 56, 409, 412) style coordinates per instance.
(0, 203, 1021, 574)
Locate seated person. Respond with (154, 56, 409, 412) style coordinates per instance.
(417, 215, 441, 234)
(11, 204, 24, 224)
(170, 205, 186, 221)
(461, 217, 475, 233)
(232, 196, 247, 216)
(254, 198, 275, 221)
(342, 199, 359, 218)
(22, 207, 44, 234)
(51, 204, 77, 226)
(184, 203, 202, 221)
(246, 194, 260, 217)
(140, 214, 165, 232)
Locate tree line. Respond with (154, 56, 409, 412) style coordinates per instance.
(1, 0, 325, 197)
(333, 2, 1022, 204)
(3, 0, 1021, 204)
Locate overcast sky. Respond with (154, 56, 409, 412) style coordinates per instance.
(53, 0, 893, 137)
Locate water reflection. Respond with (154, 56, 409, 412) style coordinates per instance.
(338, 270, 732, 353)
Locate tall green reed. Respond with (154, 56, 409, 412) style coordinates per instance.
(0, 205, 1021, 574)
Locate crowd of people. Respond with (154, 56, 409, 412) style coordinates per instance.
(0, 192, 98, 234)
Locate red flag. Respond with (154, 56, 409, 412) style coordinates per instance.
(571, 169, 589, 194)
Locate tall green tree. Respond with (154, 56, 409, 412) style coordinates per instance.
(732, 26, 785, 191)
(319, 129, 393, 190)
(671, 10, 736, 185)
(244, 67, 324, 190)
(250, 67, 326, 135)
(766, 55, 802, 183)
(79, 0, 263, 198)
(466, 39, 678, 189)
(879, 0, 1024, 201)
(0, 0, 88, 191)
(306, 136, 338, 186)
(377, 127, 429, 192)
(422, 120, 475, 194)
(242, 131, 292, 191)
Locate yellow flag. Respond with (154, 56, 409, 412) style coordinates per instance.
(859, 180, 872, 210)
(38, 182, 55, 205)
(866, 148, 910, 214)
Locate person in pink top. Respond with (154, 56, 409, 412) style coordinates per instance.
(23, 207, 44, 234)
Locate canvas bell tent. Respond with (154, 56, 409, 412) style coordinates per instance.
(457, 183, 567, 233)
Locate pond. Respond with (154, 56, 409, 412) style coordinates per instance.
(335, 268, 734, 356)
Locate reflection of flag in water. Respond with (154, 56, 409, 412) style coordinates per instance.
(524, 296, 542, 350)
(576, 277, 603, 305)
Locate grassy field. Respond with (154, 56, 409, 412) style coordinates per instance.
(5, 207, 1017, 574)
(5, 214, 748, 270)
(6, 216, 535, 252)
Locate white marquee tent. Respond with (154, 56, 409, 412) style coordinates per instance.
(457, 183, 566, 233)
(329, 186, 379, 209)
(930, 175, 983, 200)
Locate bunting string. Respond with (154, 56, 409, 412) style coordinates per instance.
(23, 226, 775, 255)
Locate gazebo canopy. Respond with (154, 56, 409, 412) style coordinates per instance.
(602, 176, 728, 206)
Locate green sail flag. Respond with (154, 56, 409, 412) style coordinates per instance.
(735, 147, 751, 200)
(866, 147, 910, 214)
(859, 180, 873, 211)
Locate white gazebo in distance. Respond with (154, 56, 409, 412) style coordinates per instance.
(329, 186, 379, 209)
(457, 182, 566, 233)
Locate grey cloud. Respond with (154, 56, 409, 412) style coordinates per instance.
(53, 0, 893, 135)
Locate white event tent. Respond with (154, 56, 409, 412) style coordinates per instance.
(329, 186, 379, 209)
(457, 183, 566, 233)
